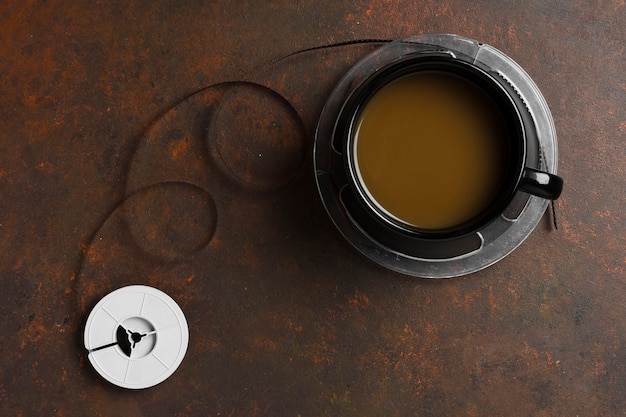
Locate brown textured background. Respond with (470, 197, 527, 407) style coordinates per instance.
(1, 1, 625, 416)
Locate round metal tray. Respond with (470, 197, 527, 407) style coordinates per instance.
(314, 34, 558, 278)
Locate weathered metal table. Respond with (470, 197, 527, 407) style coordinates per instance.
(1, 1, 624, 415)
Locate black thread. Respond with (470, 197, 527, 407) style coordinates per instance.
(539, 146, 559, 231)
(271, 38, 394, 64)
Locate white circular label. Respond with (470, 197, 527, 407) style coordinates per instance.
(83, 285, 189, 389)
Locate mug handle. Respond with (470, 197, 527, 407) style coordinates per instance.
(519, 167, 563, 200)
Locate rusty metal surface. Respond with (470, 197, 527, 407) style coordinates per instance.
(1, 1, 624, 416)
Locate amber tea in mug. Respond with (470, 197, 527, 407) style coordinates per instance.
(353, 71, 511, 230)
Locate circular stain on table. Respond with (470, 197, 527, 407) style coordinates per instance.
(207, 83, 306, 190)
(124, 182, 217, 263)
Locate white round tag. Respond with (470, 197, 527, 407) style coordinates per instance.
(84, 285, 189, 389)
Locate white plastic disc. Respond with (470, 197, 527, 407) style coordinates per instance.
(84, 285, 189, 389)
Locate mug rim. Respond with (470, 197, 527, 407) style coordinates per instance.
(339, 55, 528, 239)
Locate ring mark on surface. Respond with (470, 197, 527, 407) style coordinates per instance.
(207, 83, 307, 190)
(123, 182, 217, 263)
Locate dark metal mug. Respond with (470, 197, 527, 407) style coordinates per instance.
(334, 52, 563, 241)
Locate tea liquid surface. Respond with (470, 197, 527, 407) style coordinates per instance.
(354, 71, 510, 230)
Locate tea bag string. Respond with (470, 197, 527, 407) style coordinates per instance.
(270, 38, 394, 65)
(551, 200, 558, 230)
(539, 146, 559, 230)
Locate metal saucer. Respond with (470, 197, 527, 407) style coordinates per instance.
(314, 34, 558, 278)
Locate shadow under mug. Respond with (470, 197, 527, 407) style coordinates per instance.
(337, 53, 563, 240)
